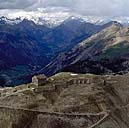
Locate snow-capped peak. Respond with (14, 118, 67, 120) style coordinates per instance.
(0, 7, 129, 27)
(0, 7, 73, 27)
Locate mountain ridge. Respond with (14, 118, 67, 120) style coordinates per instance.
(41, 23, 129, 75)
(0, 17, 106, 86)
(1, 8, 129, 27)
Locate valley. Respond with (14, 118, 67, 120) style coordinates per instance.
(1, 16, 129, 86)
(1, 1, 129, 128)
(0, 17, 105, 86)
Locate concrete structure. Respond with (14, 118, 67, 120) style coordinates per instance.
(32, 74, 47, 86)
(68, 78, 91, 85)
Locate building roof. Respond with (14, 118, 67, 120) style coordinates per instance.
(34, 74, 47, 80)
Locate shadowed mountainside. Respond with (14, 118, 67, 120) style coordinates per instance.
(0, 17, 105, 86)
(41, 22, 129, 76)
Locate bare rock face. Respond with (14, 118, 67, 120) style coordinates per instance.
(31, 115, 76, 128)
(1, 72, 129, 128)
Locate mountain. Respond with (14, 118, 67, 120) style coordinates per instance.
(0, 19, 51, 68)
(1, 8, 129, 27)
(42, 16, 104, 54)
(0, 17, 104, 86)
(1, 72, 129, 128)
(41, 22, 129, 75)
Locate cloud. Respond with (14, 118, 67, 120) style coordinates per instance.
(0, 0, 128, 17)
(0, 0, 37, 9)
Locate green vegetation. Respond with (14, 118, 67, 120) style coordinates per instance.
(0, 65, 32, 86)
(101, 41, 129, 58)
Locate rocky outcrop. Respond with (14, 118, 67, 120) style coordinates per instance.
(1, 72, 129, 127)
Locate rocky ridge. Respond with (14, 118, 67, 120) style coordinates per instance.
(1, 72, 129, 128)
(41, 22, 129, 75)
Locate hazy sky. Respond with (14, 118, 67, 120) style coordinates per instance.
(0, 0, 128, 16)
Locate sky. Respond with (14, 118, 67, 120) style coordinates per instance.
(0, 0, 128, 17)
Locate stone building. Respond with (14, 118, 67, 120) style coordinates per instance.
(32, 74, 47, 86)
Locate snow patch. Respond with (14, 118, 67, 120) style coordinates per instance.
(0, 7, 129, 27)
(70, 73, 78, 76)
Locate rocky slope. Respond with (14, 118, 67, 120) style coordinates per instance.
(1, 72, 129, 127)
(41, 22, 129, 75)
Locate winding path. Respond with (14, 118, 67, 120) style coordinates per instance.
(0, 105, 109, 128)
(0, 88, 110, 128)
